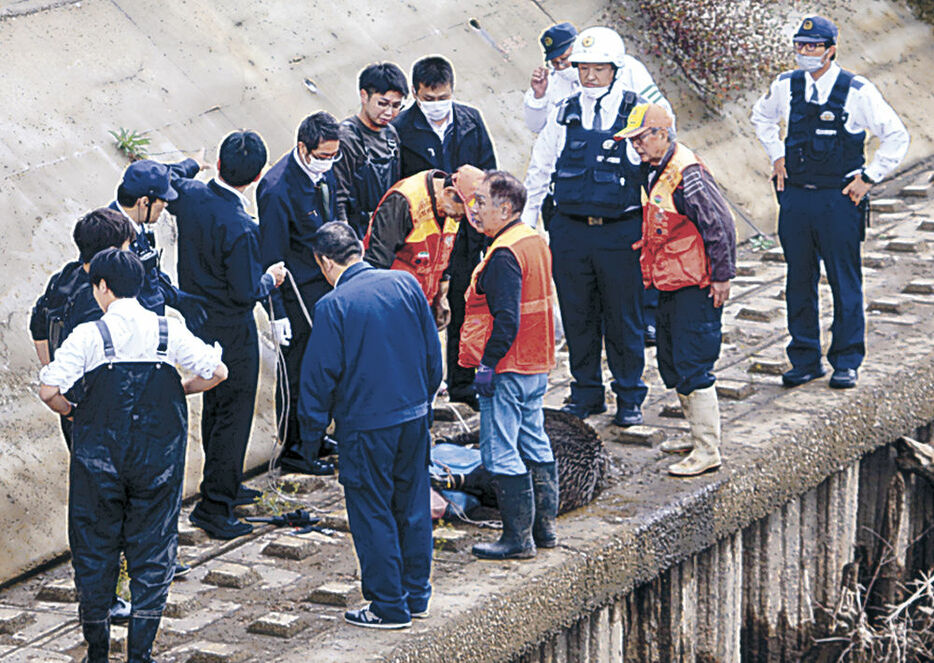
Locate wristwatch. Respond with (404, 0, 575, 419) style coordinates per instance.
(860, 170, 877, 185)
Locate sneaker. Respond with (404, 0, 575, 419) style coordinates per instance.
(781, 365, 826, 387)
(613, 404, 643, 427)
(278, 454, 336, 476)
(829, 368, 858, 389)
(174, 562, 191, 578)
(561, 401, 607, 420)
(344, 606, 411, 630)
(410, 608, 430, 619)
(109, 595, 131, 625)
(233, 485, 262, 506)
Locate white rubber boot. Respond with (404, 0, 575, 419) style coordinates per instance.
(659, 393, 694, 453)
(669, 386, 722, 476)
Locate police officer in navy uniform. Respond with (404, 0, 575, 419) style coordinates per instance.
(110, 159, 207, 330)
(522, 26, 672, 426)
(298, 222, 442, 629)
(752, 16, 909, 389)
(393, 55, 497, 409)
(257, 112, 340, 475)
(38, 248, 227, 663)
(170, 131, 288, 539)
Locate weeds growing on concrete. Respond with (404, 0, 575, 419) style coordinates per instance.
(109, 127, 150, 161)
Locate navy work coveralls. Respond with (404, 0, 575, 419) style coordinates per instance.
(40, 299, 219, 663)
(779, 70, 866, 372)
(549, 92, 648, 409)
(298, 262, 442, 622)
(393, 102, 497, 400)
(170, 178, 277, 517)
(257, 152, 336, 458)
(30, 261, 103, 447)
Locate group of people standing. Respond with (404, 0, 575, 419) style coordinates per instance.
(31, 10, 908, 657)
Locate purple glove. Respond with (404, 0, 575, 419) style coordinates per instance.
(473, 364, 496, 398)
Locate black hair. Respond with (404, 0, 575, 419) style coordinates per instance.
(359, 62, 409, 97)
(218, 130, 268, 187)
(297, 112, 340, 152)
(411, 56, 454, 92)
(310, 222, 364, 265)
(73, 208, 137, 263)
(115, 185, 140, 208)
(88, 248, 145, 298)
(484, 170, 527, 215)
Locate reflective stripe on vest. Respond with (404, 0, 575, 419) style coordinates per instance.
(638, 144, 712, 291)
(459, 223, 556, 374)
(364, 170, 459, 303)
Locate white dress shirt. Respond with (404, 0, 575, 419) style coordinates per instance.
(520, 55, 673, 228)
(523, 71, 580, 134)
(750, 62, 909, 182)
(40, 297, 223, 393)
(215, 174, 252, 208)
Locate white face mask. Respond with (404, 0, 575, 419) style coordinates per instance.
(555, 67, 579, 84)
(795, 53, 825, 73)
(418, 99, 453, 123)
(580, 85, 610, 100)
(302, 153, 335, 176)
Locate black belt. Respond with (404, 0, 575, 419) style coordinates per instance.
(564, 209, 641, 226)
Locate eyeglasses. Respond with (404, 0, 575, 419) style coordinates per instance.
(793, 41, 828, 53)
(630, 128, 661, 146)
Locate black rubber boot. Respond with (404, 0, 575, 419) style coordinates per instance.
(127, 615, 161, 663)
(81, 619, 110, 663)
(529, 462, 559, 548)
(472, 473, 536, 560)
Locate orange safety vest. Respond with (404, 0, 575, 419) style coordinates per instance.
(459, 222, 556, 374)
(363, 170, 459, 303)
(635, 143, 712, 291)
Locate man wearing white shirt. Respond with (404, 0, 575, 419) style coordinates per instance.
(39, 248, 227, 663)
(523, 22, 579, 134)
(751, 15, 909, 389)
(521, 26, 672, 427)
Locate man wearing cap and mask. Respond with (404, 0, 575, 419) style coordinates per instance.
(257, 112, 340, 477)
(521, 26, 672, 428)
(170, 130, 287, 540)
(617, 103, 736, 477)
(110, 159, 208, 331)
(393, 55, 497, 410)
(751, 15, 909, 390)
(364, 165, 484, 327)
(524, 22, 579, 134)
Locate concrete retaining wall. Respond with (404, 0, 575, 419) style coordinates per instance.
(2, 0, 933, 585)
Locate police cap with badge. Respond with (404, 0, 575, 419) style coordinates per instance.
(793, 15, 838, 45)
(121, 160, 179, 203)
(540, 22, 577, 62)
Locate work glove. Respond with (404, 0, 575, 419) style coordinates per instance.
(472, 364, 496, 398)
(271, 318, 292, 346)
(174, 291, 209, 335)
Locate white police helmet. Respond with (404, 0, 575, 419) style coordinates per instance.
(568, 26, 627, 68)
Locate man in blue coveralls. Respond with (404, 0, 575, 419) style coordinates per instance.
(298, 222, 442, 630)
(257, 112, 340, 476)
(521, 26, 673, 426)
(38, 248, 227, 663)
(171, 131, 287, 539)
(752, 16, 909, 389)
(110, 159, 207, 331)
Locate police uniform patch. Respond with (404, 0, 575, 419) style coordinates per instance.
(582, 36, 594, 47)
(543, 36, 553, 47)
(820, 111, 835, 121)
(803, 19, 813, 30)
(602, 139, 615, 150)
(417, 250, 430, 259)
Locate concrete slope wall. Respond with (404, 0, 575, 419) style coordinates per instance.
(0, 0, 931, 583)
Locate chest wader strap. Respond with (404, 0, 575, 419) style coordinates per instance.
(94, 319, 116, 366)
(156, 316, 169, 366)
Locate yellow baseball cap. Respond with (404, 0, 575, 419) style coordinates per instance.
(614, 103, 673, 140)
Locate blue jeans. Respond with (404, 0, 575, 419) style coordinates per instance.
(478, 372, 553, 476)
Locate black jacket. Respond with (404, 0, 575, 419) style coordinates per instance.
(393, 101, 496, 178)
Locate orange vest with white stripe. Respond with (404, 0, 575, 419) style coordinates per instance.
(459, 222, 556, 374)
(364, 170, 459, 303)
(636, 143, 711, 291)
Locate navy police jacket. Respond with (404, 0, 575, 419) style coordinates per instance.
(393, 102, 497, 178)
(169, 178, 276, 324)
(298, 261, 443, 442)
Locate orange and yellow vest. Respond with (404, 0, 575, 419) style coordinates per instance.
(459, 222, 556, 374)
(364, 170, 459, 303)
(635, 143, 712, 291)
